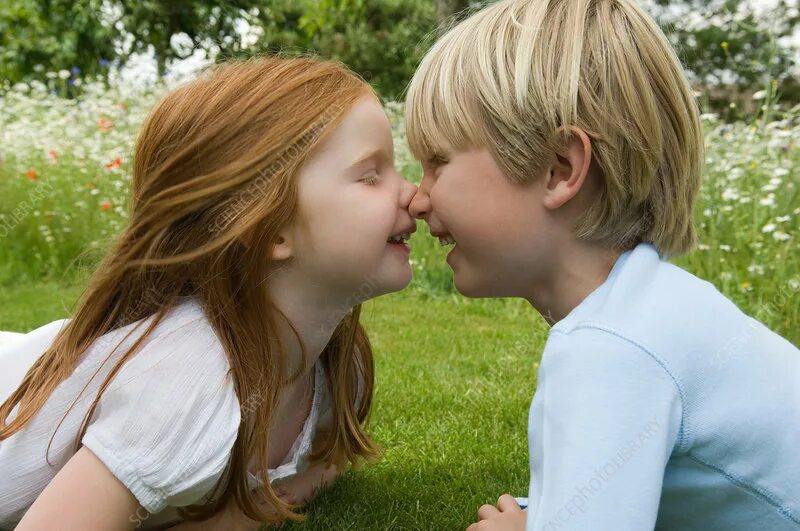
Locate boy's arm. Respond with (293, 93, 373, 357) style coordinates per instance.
(523, 328, 682, 531)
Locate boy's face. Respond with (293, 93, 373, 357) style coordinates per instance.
(409, 148, 555, 298)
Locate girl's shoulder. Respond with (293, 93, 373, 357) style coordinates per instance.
(101, 296, 231, 387)
(81, 296, 241, 514)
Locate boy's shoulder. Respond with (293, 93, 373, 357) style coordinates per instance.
(553, 243, 749, 346)
(547, 243, 780, 385)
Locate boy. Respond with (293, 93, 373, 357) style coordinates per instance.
(404, 0, 800, 529)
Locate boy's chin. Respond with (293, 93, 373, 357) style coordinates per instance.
(453, 270, 510, 298)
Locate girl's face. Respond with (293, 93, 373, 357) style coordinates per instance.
(284, 95, 418, 301)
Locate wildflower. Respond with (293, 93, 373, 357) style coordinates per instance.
(752, 90, 767, 100)
(762, 223, 777, 233)
(722, 188, 739, 201)
(741, 281, 752, 290)
(789, 279, 800, 291)
(759, 194, 775, 207)
(747, 264, 765, 276)
(70, 66, 81, 75)
(58, 69, 71, 80)
(98, 118, 113, 132)
(698, 244, 711, 251)
(47, 150, 59, 163)
(719, 244, 732, 252)
(100, 200, 112, 211)
(104, 157, 122, 170)
(772, 231, 790, 241)
(26, 167, 38, 181)
(776, 215, 791, 223)
(90, 188, 100, 196)
(720, 272, 733, 281)
(99, 58, 110, 67)
(774, 168, 789, 177)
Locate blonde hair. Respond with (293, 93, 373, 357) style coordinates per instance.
(1, 57, 379, 525)
(406, 0, 704, 257)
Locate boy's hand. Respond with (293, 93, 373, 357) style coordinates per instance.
(466, 494, 527, 531)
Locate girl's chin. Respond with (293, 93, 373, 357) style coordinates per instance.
(376, 264, 413, 295)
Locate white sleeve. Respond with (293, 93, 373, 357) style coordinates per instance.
(81, 320, 241, 514)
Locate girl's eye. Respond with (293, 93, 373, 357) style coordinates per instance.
(360, 171, 380, 185)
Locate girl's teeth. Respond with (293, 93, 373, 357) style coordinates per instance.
(438, 236, 455, 246)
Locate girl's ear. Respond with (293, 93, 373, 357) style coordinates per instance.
(239, 228, 294, 261)
(270, 234, 293, 261)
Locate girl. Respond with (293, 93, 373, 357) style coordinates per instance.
(0, 56, 418, 530)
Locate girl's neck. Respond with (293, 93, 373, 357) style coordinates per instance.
(268, 267, 355, 378)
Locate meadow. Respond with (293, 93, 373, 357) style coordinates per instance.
(0, 76, 797, 529)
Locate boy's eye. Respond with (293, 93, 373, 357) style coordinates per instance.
(360, 170, 380, 185)
(428, 154, 449, 166)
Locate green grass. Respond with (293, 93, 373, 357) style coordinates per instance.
(1, 277, 545, 530)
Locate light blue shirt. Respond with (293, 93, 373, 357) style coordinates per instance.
(526, 242, 800, 530)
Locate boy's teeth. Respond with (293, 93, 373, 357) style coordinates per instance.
(438, 236, 455, 246)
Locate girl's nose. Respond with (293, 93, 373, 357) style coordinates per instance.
(400, 179, 419, 210)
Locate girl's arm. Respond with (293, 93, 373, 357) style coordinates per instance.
(16, 446, 143, 531)
(272, 462, 341, 507)
(165, 463, 341, 531)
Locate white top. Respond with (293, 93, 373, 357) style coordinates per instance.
(0, 297, 332, 529)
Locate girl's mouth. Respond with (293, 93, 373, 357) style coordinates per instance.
(386, 229, 413, 254)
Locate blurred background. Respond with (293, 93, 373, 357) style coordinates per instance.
(1, 0, 799, 113)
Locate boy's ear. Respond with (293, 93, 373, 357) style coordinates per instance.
(542, 126, 593, 210)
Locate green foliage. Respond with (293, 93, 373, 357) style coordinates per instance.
(232, 0, 437, 100)
(652, 0, 800, 113)
(1, 0, 797, 106)
(0, 0, 116, 85)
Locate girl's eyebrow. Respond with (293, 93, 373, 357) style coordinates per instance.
(345, 148, 387, 172)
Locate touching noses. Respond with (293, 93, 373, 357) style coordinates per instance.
(408, 175, 431, 219)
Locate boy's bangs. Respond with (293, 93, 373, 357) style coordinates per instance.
(404, 35, 486, 163)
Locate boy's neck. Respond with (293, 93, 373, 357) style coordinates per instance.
(525, 241, 622, 326)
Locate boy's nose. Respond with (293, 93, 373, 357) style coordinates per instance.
(408, 185, 430, 219)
